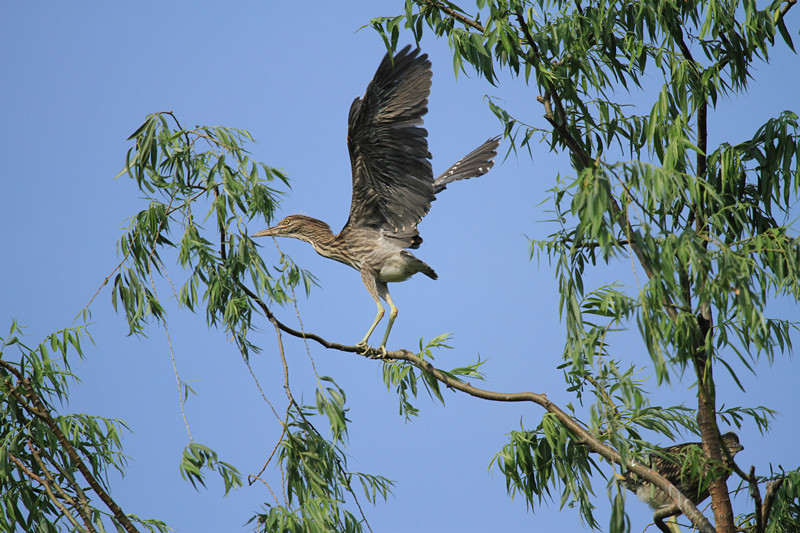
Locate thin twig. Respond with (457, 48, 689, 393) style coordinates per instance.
(269, 318, 374, 532)
(148, 265, 193, 442)
(248, 473, 282, 506)
(272, 238, 321, 382)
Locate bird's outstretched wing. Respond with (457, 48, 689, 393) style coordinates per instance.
(344, 46, 434, 239)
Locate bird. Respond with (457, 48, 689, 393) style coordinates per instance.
(252, 46, 500, 354)
(629, 432, 744, 510)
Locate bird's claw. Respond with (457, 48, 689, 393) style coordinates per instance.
(355, 341, 371, 355)
(373, 346, 388, 359)
(355, 341, 388, 359)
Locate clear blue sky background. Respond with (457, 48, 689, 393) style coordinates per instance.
(2, 3, 799, 532)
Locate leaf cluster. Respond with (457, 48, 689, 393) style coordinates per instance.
(113, 112, 313, 359)
(180, 442, 243, 496)
(110, 110, 401, 532)
(382, 334, 485, 419)
(252, 394, 393, 533)
(0, 322, 167, 532)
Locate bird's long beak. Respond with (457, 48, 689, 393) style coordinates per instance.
(251, 227, 277, 238)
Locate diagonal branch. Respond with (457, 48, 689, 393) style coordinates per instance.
(421, 0, 485, 32)
(239, 282, 714, 533)
(29, 441, 98, 533)
(7, 450, 84, 531)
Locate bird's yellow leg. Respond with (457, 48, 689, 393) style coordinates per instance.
(357, 301, 384, 350)
(377, 292, 398, 355)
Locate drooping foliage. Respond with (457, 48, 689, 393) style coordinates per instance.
(371, 1, 800, 531)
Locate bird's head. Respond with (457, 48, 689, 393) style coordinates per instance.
(721, 432, 744, 456)
(251, 215, 333, 243)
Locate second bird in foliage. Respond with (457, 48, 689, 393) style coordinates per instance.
(627, 432, 744, 511)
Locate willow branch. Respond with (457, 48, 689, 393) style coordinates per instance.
(653, 505, 681, 533)
(7, 451, 84, 531)
(269, 318, 374, 533)
(0, 361, 140, 533)
(391, 348, 713, 532)
(747, 466, 766, 533)
(28, 442, 98, 533)
(236, 281, 360, 353)
(517, 11, 680, 321)
(240, 283, 713, 533)
(421, 0, 485, 32)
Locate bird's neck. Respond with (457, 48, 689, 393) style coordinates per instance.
(306, 228, 360, 270)
(293, 220, 344, 262)
(307, 232, 337, 256)
(313, 234, 357, 268)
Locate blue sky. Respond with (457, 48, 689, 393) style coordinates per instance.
(2, 2, 799, 532)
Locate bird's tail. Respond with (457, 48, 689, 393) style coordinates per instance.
(433, 136, 501, 194)
(415, 257, 438, 280)
(401, 250, 438, 280)
(420, 262, 438, 280)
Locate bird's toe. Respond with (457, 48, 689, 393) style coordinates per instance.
(355, 340, 371, 354)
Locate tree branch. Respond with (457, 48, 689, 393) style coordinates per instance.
(7, 451, 84, 531)
(516, 9, 681, 322)
(421, 0, 485, 32)
(240, 284, 715, 533)
(653, 505, 681, 533)
(762, 477, 785, 527)
(28, 441, 98, 533)
(749, 466, 765, 533)
(268, 304, 375, 533)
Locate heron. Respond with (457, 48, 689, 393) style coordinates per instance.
(253, 46, 500, 354)
(632, 432, 744, 510)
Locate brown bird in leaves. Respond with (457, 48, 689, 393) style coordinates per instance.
(630, 432, 744, 509)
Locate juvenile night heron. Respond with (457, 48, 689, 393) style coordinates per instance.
(253, 46, 500, 353)
(627, 432, 744, 516)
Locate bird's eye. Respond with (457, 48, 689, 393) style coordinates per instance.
(282, 218, 291, 226)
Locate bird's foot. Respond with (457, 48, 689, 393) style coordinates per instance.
(355, 340, 371, 354)
(355, 341, 389, 359)
(373, 345, 388, 359)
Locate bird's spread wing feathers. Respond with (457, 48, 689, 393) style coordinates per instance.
(344, 46, 434, 239)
